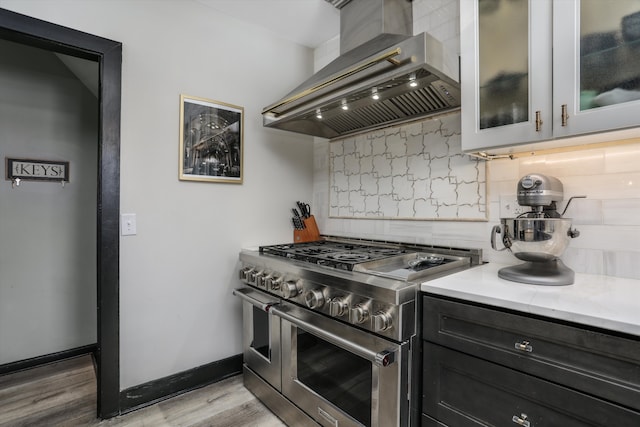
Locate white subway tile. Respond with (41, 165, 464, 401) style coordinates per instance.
(519, 150, 605, 177)
(458, 204, 486, 220)
(489, 180, 519, 202)
(488, 158, 520, 181)
(483, 249, 519, 265)
(568, 225, 640, 252)
(414, 16, 430, 35)
(604, 251, 640, 280)
(604, 142, 640, 174)
(561, 173, 640, 200)
(602, 199, 640, 225)
(561, 248, 604, 275)
(518, 155, 550, 176)
(562, 198, 602, 225)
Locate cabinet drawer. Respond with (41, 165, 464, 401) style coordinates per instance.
(422, 342, 640, 426)
(422, 295, 640, 411)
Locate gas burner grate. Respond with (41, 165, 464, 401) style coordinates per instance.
(327, 252, 371, 262)
(259, 240, 410, 271)
(367, 248, 405, 256)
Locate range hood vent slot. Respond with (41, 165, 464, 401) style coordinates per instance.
(262, 0, 460, 139)
(314, 83, 455, 136)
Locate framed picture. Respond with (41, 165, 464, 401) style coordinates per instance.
(179, 94, 244, 183)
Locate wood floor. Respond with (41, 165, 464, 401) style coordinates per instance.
(0, 354, 286, 426)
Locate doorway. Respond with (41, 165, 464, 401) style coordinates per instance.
(0, 8, 122, 418)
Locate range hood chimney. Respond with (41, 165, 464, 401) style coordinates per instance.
(262, 0, 460, 139)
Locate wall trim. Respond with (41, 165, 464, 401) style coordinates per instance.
(119, 354, 243, 414)
(0, 344, 97, 376)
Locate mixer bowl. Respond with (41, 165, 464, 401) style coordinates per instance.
(493, 218, 579, 262)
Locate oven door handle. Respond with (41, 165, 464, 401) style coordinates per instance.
(270, 306, 397, 367)
(233, 288, 279, 312)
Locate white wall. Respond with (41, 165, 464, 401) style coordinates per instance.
(0, 40, 98, 364)
(313, 0, 640, 280)
(0, 0, 315, 388)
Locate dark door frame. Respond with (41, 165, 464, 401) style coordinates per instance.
(0, 8, 121, 418)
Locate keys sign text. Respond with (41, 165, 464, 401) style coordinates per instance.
(6, 158, 69, 183)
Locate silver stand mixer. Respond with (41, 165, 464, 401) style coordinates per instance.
(491, 174, 586, 286)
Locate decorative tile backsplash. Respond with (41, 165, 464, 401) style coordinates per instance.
(329, 113, 487, 220)
(314, 111, 640, 280)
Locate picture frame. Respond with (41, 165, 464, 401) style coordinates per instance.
(179, 94, 244, 183)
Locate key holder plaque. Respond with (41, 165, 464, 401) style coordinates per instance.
(5, 157, 69, 187)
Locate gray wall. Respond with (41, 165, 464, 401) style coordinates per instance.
(0, 39, 98, 364)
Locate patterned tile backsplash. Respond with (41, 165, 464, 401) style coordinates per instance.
(329, 113, 486, 220)
(313, 112, 640, 280)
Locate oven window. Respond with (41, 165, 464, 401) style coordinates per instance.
(251, 306, 270, 359)
(297, 329, 372, 426)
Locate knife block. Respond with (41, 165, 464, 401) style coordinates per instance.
(294, 215, 321, 243)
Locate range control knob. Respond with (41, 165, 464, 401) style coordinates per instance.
(266, 275, 282, 291)
(281, 280, 302, 299)
(329, 297, 348, 317)
(372, 311, 393, 332)
(349, 305, 370, 324)
(304, 289, 325, 309)
(239, 267, 254, 282)
(256, 272, 269, 288)
(249, 270, 263, 285)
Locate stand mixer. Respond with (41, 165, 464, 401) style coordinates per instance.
(491, 174, 585, 286)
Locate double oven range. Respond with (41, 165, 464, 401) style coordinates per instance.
(234, 238, 481, 427)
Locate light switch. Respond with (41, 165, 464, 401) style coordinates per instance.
(121, 213, 137, 236)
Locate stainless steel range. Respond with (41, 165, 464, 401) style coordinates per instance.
(234, 237, 481, 427)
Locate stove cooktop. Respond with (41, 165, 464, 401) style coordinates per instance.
(257, 239, 471, 280)
(259, 240, 409, 271)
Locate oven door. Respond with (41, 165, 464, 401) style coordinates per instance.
(271, 302, 410, 427)
(233, 287, 281, 391)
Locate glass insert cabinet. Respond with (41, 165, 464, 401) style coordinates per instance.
(461, 0, 640, 152)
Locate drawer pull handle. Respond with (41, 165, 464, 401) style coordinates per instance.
(512, 413, 531, 427)
(514, 340, 533, 352)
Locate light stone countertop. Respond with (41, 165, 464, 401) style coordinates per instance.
(421, 262, 640, 337)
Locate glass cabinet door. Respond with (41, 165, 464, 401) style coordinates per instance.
(478, 0, 529, 130)
(553, 0, 640, 137)
(461, 0, 553, 152)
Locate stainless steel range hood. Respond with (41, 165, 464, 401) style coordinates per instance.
(262, 0, 460, 139)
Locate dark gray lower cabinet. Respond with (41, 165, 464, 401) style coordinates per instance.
(421, 295, 640, 426)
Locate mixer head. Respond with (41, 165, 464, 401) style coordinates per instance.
(517, 173, 564, 217)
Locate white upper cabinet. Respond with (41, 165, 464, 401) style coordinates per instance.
(461, 0, 640, 154)
(553, 0, 640, 137)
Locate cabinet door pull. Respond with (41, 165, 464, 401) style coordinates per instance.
(514, 340, 533, 352)
(512, 413, 531, 427)
(561, 104, 569, 126)
(535, 111, 543, 132)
